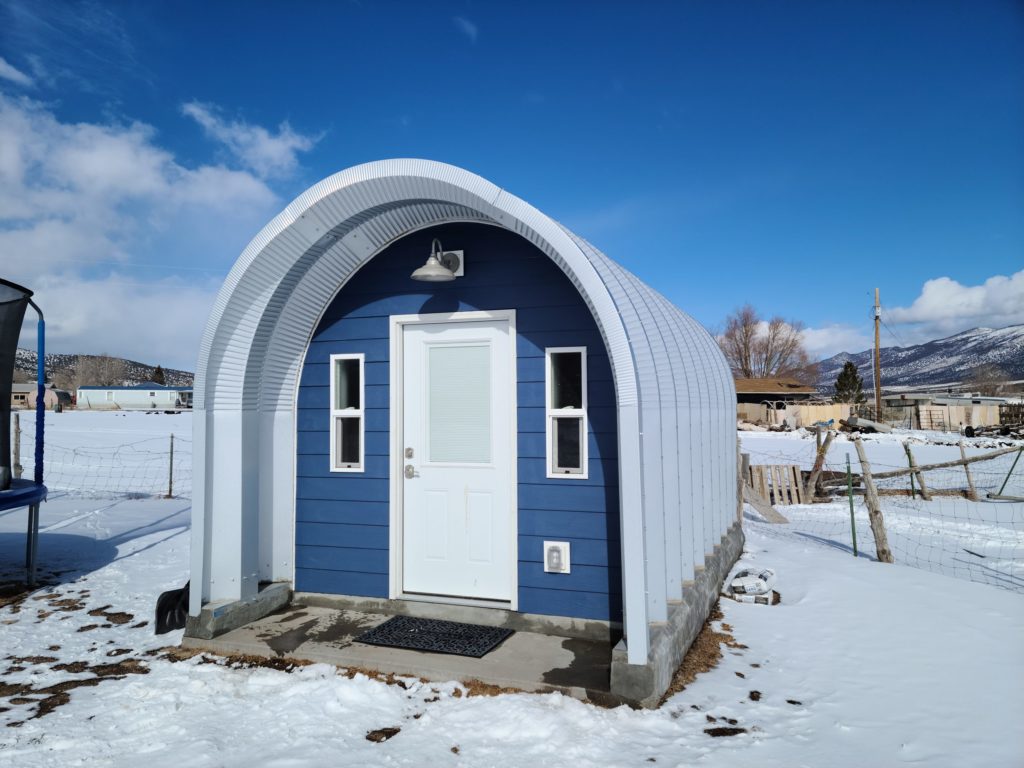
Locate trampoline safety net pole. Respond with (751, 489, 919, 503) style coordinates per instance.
(30, 300, 44, 486)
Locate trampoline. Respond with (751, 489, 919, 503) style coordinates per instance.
(0, 278, 47, 586)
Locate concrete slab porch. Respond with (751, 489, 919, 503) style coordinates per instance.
(182, 603, 619, 705)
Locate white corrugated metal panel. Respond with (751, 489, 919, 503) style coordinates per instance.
(567, 233, 737, 613)
(192, 159, 737, 668)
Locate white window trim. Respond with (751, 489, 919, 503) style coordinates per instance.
(329, 353, 365, 472)
(545, 346, 589, 479)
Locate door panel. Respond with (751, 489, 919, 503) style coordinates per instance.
(401, 318, 514, 601)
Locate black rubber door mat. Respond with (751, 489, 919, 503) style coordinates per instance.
(355, 616, 514, 658)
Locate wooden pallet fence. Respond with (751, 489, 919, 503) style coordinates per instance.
(749, 464, 805, 506)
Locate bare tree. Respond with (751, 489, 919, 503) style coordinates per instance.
(75, 354, 126, 388)
(719, 305, 760, 379)
(51, 368, 77, 392)
(719, 304, 815, 381)
(965, 364, 1008, 397)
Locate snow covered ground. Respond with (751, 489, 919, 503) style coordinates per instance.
(1, 413, 1023, 767)
(741, 428, 1024, 591)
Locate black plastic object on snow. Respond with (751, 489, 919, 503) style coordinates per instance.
(0, 279, 33, 491)
(155, 581, 190, 634)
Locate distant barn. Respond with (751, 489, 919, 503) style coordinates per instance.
(187, 159, 741, 705)
(11, 382, 71, 411)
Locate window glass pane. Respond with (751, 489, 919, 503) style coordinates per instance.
(336, 416, 361, 465)
(429, 344, 491, 463)
(551, 352, 583, 409)
(334, 358, 360, 410)
(553, 416, 583, 472)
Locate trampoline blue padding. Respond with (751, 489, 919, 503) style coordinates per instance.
(0, 479, 47, 512)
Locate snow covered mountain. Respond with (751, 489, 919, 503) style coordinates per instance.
(817, 325, 1024, 389)
(13, 348, 194, 387)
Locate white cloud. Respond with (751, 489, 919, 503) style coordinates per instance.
(0, 94, 285, 369)
(800, 270, 1024, 360)
(887, 270, 1024, 339)
(181, 101, 318, 179)
(453, 16, 478, 44)
(26, 273, 219, 370)
(801, 324, 872, 359)
(0, 55, 33, 87)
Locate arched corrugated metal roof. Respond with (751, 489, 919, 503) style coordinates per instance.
(191, 159, 736, 666)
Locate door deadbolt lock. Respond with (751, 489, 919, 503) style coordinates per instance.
(404, 464, 416, 479)
(405, 447, 414, 459)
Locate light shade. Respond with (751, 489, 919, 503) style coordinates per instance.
(411, 238, 457, 282)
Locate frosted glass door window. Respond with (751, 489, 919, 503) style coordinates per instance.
(428, 344, 491, 463)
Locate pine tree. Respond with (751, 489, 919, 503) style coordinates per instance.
(152, 364, 166, 386)
(833, 361, 866, 404)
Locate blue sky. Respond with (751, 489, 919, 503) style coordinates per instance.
(1, 0, 1021, 371)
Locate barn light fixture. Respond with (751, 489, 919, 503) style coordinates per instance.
(411, 239, 460, 282)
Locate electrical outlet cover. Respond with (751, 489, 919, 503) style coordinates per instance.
(543, 541, 570, 574)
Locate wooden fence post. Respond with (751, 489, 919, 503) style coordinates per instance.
(959, 442, 978, 501)
(903, 443, 931, 501)
(805, 429, 835, 500)
(853, 437, 894, 563)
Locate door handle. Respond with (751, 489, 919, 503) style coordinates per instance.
(404, 464, 416, 479)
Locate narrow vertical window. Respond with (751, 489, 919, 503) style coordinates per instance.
(546, 347, 588, 478)
(330, 353, 364, 471)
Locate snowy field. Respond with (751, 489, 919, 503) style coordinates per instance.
(1, 412, 1023, 767)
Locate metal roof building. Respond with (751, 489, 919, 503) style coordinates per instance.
(188, 159, 741, 705)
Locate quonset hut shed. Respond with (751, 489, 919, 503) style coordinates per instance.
(187, 159, 742, 705)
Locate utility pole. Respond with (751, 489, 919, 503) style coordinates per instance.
(873, 288, 882, 417)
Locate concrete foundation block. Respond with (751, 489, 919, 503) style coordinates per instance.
(610, 522, 745, 707)
(185, 581, 291, 640)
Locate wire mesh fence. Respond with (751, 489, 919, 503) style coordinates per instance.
(14, 435, 192, 500)
(742, 436, 1024, 593)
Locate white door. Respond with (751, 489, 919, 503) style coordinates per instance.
(401, 317, 515, 601)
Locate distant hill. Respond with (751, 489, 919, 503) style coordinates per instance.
(14, 349, 194, 388)
(817, 325, 1024, 390)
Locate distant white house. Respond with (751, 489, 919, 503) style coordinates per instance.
(76, 384, 193, 411)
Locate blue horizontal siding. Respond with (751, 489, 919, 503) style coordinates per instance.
(295, 222, 620, 620)
(295, 502, 389, 526)
(518, 509, 618, 540)
(294, 522, 388, 549)
(516, 456, 618, 486)
(518, 587, 621, 622)
(297, 545, 388, 573)
(519, 484, 617, 513)
(296, 568, 388, 598)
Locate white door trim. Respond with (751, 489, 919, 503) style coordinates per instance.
(388, 309, 518, 609)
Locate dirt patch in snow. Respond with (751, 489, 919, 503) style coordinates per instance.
(660, 602, 746, 705)
(365, 726, 401, 743)
(705, 726, 747, 737)
(456, 678, 523, 698)
(0, 582, 36, 613)
(87, 605, 135, 625)
(2, 658, 150, 726)
(160, 647, 317, 673)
